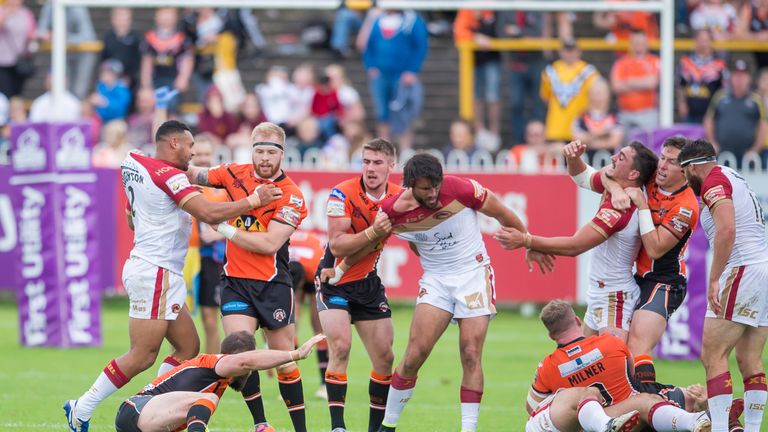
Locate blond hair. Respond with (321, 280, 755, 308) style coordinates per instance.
(539, 300, 577, 338)
(250, 122, 286, 145)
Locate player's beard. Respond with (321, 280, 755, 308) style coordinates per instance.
(687, 174, 703, 195)
(415, 194, 439, 209)
(256, 162, 280, 179)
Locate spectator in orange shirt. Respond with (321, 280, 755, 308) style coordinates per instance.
(611, 29, 660, 131)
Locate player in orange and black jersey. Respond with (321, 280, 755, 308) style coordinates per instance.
(114, 332, 324, 432)
(314, 138, 402, 432)
(601, 137, 700, 386)
(526, 301, 712, 432)
(186, 122, 308, 432)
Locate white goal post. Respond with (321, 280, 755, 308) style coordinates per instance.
(51, 0, 674, 126)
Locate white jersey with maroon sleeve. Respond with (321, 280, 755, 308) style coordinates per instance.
(121, 152, 200, 275)
(700, 166, 768, 267)
(381, 176, 490, 274)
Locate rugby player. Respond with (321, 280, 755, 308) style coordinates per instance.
(495, 141, 658, 342)
(187, 122, 308, 432)
(679, 139, 768, 432)
(114, 332, 325, 432)
(316, 138, 401, 432)
(375, 153, 553, 432)
(64, 120, 273, 432)
(526, 300, 711, 432)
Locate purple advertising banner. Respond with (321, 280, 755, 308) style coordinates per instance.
(0, 165, 14, 289)
(11, 122, 102, 347)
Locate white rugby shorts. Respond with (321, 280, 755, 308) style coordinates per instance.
(123, 256, 186, 320)
(584, 285, 639, 332)
(417, 265, 496, 320)
(706, 261, 768, 327)
(526, 393, 561, 432)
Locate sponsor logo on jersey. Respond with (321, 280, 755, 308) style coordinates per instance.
(290, 194, 304, 207)
(565, 345, 582, 357)
(596, 208, 621, 228)
(273, 308, 287, 322)
(328, 296, 349, 306)
(703, 185, 727, 206)
(277, 206, 301, 226)
(325, 199, 344, 217)
(234, 215, 266, 232)
(434, 210, 453, 220)
(669, 216, 690, 234)
(469, 179, 486, 200)
(166, 173, 191, 194)
(330, 188, 347, 201)
(679, 207, 693, 218)
(155, 166, 174, 176)
(465, 292, 485, 310)
(557, 348, 604, 377)
(222, 301, 249, 312)
(658, 207, 668, 218)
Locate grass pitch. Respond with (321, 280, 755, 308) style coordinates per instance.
(1, 298, 714, 431)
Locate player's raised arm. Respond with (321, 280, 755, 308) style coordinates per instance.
(624, 187, 688, 259)
(215, 335, 326, 378)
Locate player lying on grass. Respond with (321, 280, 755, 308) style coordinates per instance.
(114, 332, 325, 432)
(526, 300, 712, 432)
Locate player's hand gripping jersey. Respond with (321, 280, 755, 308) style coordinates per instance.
(121, 151, 200, 275)
(207, 164, 307, 284)
(323, 177, 402, 284)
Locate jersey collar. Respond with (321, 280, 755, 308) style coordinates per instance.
(557, 336, 585, 348)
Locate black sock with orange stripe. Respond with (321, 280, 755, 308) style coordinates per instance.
(278, 369, 306, 432)
(634, 355, 656, 383)
(325, 371, 347, 429)
(317, 339, 329, 384)
(186, 398, 216, 432)
(241, 371, 267, 425)
(368, 371, 391, 432)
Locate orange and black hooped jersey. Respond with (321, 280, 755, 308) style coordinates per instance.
(531, 335, 637, 405)
(636, 182, 699, 285)
(139, 354, 231, 399)
(323, 177, 402, 284)
(208, 164, 307, 284)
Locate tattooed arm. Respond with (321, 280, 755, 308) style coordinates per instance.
(186, 166, 212, 187)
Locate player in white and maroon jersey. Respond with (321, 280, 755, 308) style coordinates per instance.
(679, 139, 768, 432)
(495, 141, 658, 342)
(375, 153, 553, 432)
(65, 120, 275, 432)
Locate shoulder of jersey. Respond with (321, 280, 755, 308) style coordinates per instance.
(331, 178, 361, 199)
(387, 181, 404, 195)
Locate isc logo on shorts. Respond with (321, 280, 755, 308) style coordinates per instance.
(328, 296, 349, 306)
(222, 301, 249, 312)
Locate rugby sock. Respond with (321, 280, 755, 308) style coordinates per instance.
(186, 398, 216, 432)
(647, 401, 699, 431)
(743, 373, 767, 432)
(241, 371, 267, 425)
(76, 359, 130, 420)
(278, 369, 306, 432)
(317, 339, 329, 384)
(576, 398, 612, 431)
(634, 354, 656, 383)
(325, 372, 347, 429)
(369, 371, 391, 432)
(707, 372, 734, 432)
(157, 355, 181, 376)
(460, 386, 483, 432)
(382, 371, 417, 427)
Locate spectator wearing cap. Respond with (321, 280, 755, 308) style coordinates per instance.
(91, 60, 132, 123)
(676, 29, 726, 123)
(610, 28, 660, 131)
(540, 38, 600, 143)
(704, 59, 768, 168)
(362, 9, 428, 150)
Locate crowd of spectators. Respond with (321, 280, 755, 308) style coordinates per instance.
(1, 1, 768, 171)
